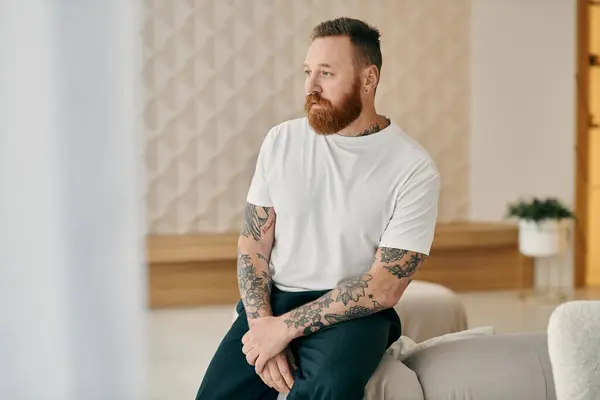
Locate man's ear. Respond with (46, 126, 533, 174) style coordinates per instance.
(364, 65, 379, 93)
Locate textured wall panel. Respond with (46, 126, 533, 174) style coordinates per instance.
(143, 0, 470, 234)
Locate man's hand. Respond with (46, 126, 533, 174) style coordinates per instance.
(241, 316, 295, 373)
(257, 348, 297, 394)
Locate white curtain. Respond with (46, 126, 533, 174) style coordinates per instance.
(0, 1, 147, 399)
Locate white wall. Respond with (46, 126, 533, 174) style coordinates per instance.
(470, 0, 577, 289)
(0, 1, 146, 399)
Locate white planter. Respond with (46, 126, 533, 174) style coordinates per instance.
(518, 220, 567, 257)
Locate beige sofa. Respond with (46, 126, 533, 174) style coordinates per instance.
(368, 330, 556, 399)
(374, 300, 600, 399)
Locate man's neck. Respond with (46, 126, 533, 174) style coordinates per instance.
(336, 111, 390, 137)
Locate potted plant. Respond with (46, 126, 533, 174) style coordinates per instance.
(506, 197, 575, 257)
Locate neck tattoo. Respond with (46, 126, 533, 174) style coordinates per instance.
(356, 116, 391, 137)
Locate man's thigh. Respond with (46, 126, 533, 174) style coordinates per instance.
(286, 309, 401, 400)
(195, 303, 278, 400)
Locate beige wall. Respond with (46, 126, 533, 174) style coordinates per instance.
(142, 0, 471, 234)
(470, 0, 577, 288)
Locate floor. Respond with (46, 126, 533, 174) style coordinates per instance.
(149, 288, 600, 400)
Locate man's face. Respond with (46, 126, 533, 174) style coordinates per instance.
(303, 36, 363, 135)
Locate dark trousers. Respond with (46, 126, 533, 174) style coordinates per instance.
(195, 286, 402, 400)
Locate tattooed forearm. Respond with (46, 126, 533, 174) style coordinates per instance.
(283, 291, 334, 332)
(237, 250, 272, 319)
(336, 275, 372, 305)
(282, 274, 386, 336)
(324, 304, 384, 324)
(238, 203, 276, 319)
(380, 247, 425, 279)
(280, 247, 427, 339)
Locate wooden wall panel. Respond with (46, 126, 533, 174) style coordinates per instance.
(147, 222, 533, 308)
(417, 247, 533, 291)
(149, 260, 238, 308)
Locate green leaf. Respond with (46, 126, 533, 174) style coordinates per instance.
(505, 197, 575, 223)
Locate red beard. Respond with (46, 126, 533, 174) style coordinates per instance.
(304, 78, 363, 135)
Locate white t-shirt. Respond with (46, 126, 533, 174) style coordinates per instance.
(246, 117, 440, 292)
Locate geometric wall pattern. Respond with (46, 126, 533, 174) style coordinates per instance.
(142, 0, 471, 234)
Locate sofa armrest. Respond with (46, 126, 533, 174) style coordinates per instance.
(548, 301, 600, 400)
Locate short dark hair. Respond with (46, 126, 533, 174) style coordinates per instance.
(310, 17, 382, 74)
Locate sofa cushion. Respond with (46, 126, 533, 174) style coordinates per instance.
(365, 354, 424, 400)
(404, 332, 556, 400)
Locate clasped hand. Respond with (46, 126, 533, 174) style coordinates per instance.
(242, 316, 295, 374)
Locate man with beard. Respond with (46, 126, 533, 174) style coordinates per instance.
(196, 17, 439, 400)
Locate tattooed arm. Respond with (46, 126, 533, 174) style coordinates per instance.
(237, 202, 276, 321)
(279, 247, 426, 338)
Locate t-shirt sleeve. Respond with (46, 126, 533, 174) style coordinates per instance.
(378, 160, 440, 256)
(246, 128, 275, 207)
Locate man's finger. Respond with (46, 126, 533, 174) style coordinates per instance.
(241, 343, 252, 355)
(259, 369, 275, 390)
(276, 356, 294, 389)
(268, 361, 289, 394)
(246, 349, 258, 366)
(241, 333, 249, 345)
(255, 355, 267, 374)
